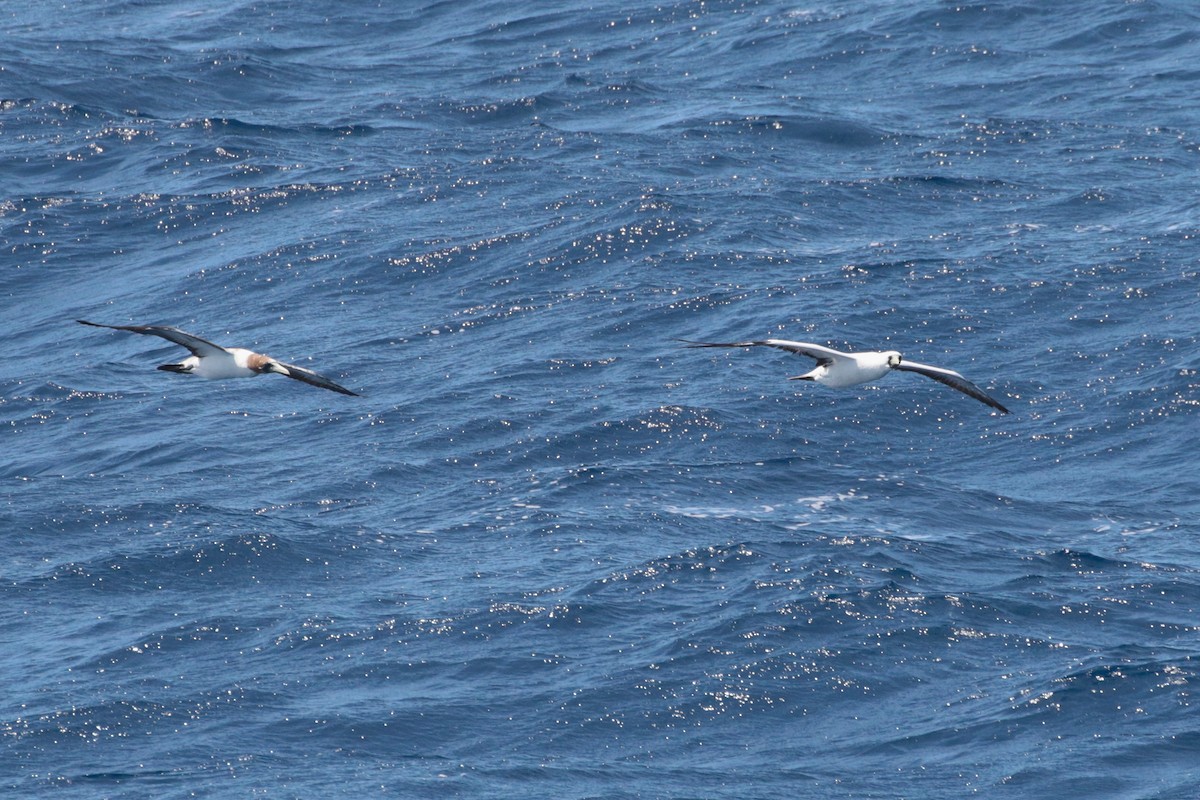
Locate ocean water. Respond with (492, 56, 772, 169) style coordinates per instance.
(3, 1, 1199, 797)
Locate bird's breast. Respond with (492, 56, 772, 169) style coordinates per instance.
(822, 354, 892, 387)
(193, 350, 258, 379)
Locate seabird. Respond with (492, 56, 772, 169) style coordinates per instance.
(682, 338, 1009, 413)
(78, 320, 360, 396)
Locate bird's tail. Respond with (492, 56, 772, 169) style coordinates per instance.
(157, 363, 190, 374)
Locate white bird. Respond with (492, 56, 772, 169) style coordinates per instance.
(682, 338, 1009, 413)
(78, 320, 360, 396)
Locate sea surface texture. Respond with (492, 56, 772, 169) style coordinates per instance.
(3, 1, 1199, 798)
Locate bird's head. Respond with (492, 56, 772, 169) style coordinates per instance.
(248, 353, 289, 376)
(886, 351, 903, 368)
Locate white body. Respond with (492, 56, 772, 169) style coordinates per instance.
(185, 348, 260, 380)
(797, 348, 897, 387)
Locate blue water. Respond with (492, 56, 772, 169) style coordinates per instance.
(4, 1, 1200, 797)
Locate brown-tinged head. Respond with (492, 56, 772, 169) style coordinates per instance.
(247, 352, 288, 376)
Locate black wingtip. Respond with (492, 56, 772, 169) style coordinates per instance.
(979, 392, 1010, 414)
(319, 379, 361, 397)
(675, 338, 745, 349)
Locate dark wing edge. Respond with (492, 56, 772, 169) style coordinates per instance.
(675, 338, 835, 365)
(676, 338, 766, 349)
(77, 319, 229, 358)
(276, 361, 361, 397)
(893, 361, 1010, 414)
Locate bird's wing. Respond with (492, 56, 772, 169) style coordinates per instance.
(274, 360, 361, 396)
(678, 338, 845, 366)
(77, 320, 230, 358)
(892, 360, 1010, 414)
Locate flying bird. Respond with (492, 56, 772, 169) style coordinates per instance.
(681, 338, 1009, 413)
(77, 320, 360, 396)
